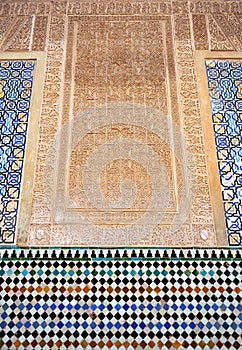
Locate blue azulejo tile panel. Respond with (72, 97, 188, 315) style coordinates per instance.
(205, 60, 242, 246)
(0, 249, 241, 350)
(0, 61, 35, 244)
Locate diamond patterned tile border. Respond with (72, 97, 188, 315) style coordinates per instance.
(0, 248, 241, 349)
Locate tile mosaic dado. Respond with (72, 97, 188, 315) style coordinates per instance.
(0, 60, 35, 244)
(0, 248, 241, 349)
(205, 60, 242, 246)
(0, 54, 45, 247)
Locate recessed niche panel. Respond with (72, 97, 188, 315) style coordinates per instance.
(42, 17, 196, 246)
(196, 51, 242, 247)
(0, 53, 45, 245)
(205, 59, 242, 246)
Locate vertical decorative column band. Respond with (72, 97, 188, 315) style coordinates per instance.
(205, 60, 242, 246)
(0, 61, 35, 244)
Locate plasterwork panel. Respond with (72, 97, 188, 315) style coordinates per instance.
(41, 15, 195, 246)
(172, 13, 217, 247)
(28, 15, 67, 246)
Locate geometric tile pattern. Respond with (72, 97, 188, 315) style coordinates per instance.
(0, 61, 35, 244)
(0, 249, 241, 349)
(205, 60, 242, 246)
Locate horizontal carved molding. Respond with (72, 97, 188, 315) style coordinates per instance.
(0, 247, 241, 260)
(0, 1, 241, 16)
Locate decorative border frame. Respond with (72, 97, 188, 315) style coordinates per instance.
(0, 247, 241, 260)
(195, 51, 242, 247)
(0, 52, 46, 246)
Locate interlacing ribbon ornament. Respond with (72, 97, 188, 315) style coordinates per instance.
(45, 103, 196, 245)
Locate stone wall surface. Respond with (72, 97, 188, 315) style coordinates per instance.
(0, 0, 241, 246)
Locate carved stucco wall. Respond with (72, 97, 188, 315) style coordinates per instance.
(0, 0, 241, 247)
